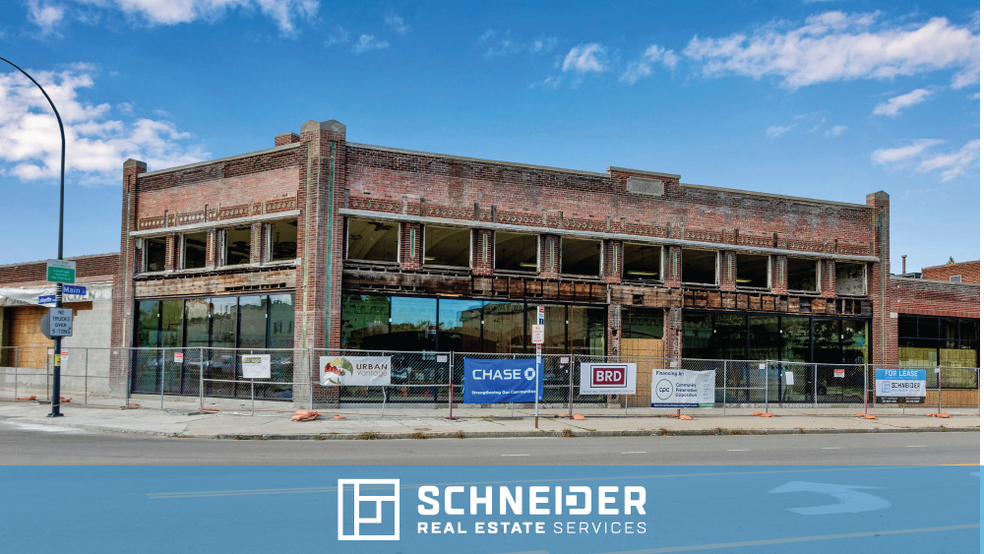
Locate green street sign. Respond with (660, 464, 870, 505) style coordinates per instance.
(46, 260, 76, 284)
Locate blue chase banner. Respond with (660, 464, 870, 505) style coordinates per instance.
(463, 358, 543, 403)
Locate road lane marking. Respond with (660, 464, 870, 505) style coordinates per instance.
(621, 451, 648, 454)
(726, 449, 750, 452)
(500, 453, 531, 457)
(821, 447, 843, 450)
(904, 445, 926, 448)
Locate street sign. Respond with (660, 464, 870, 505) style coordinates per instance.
(46, 259, 76, 284)
(531, 324, 545, 344)
(40, 308, 73, 339)
(38, 295, 57, 306)
(63, 284, 87, 295)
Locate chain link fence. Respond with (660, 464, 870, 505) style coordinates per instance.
(1, 346, 979, 418)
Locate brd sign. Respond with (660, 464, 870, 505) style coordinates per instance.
(579, 363, 636, 395)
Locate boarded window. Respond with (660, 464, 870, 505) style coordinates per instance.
(424, 226, 470, 267)
(561, 237, 601, 276)
(623, 243, 661, 280)
(347, 219, 398, 262)
(682, 249, 716, 285)
(736, 254, 769, 289)
(787, 258, 817, 292)
(495, 232, 538, 272)
(183, 232, 207, 269)
(835, 263, 866, 295)
(145, 237, 166, 272)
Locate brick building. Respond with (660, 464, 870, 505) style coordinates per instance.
(108, 118, 915, 400)
(0, 253, 118, 379)
(920, 260, 980, 285)
(2, 118, 975, 403)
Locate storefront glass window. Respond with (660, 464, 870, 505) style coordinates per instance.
(483, 301, 526, 353)
(780, 317, 810, 362)
(268, 294, 294, 348)
(238, 296, 267, 349)
(569, 306, 605, 356)
(438, 299, 483, 352)
(748, 315, 780, 360)
(340, 295, 390, 349)
(390, 297, 437, 351)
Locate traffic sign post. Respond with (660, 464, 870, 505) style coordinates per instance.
(46, 259, 76, 284)
(62, 284, 86, 296)
(534, 306, 545, 429)
(2, 57, 68, 417)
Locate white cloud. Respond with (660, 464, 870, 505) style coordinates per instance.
(384, 12, 410, 35)
(871, 138, 979, 181)
(871, 139, 944, 164)
(352, 34, 389, 54)
(684, 11, 979, 89)
(27, 0, 319, 35)
(873, 88, 934, 116)
(530, 75, 563, 89)
(766, 124, 795, 138)
(479, 30, 556, 59)
(324, 24, 349, 47)
(562, 43, 608, 74)
(916, 139, 980, 181)
(0, 65, 209, 185)
(621, 45, 679, 84)
(530, 37, 557, 54)
(27, 0, 64, 35)
(824, 124, 847, 137)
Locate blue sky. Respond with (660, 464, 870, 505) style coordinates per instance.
(0, 1, 979, 272)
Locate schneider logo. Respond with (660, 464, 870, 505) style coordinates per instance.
(338, 479, 401, 541)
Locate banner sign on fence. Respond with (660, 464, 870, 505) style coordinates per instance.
(463, 358, 543, 404)
(579, 363, 636, 395)
(241, 354, 271, 379)
(651, 369, 715, 408)
(320, 356, 393, 386)
(874, 368, 926, 404)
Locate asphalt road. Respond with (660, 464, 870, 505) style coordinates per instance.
(0, 422, 977, 465)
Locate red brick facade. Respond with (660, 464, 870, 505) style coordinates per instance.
(921, 260, 980, 284)
(94, 118, 978, 394)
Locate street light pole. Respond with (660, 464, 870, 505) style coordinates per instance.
(0, 56, 67, 417)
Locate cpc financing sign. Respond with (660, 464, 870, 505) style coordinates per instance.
(463, 358, 543, 403)
(579, 363, 636, 395)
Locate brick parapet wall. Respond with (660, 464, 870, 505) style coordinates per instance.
(0, 253, 120, 288)
(891, 278, 980, 319)
(345, 145, 877, 258)
(921, 260, 980, 284)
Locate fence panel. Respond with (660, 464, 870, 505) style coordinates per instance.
(311, 350, 453, 417)
(449, 352, 574, 419)
(3, 346, 979, 417)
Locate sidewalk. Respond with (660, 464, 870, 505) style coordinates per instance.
(0, 399, 978, 440)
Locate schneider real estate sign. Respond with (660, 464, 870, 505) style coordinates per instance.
(874, 368, 926, 404)
(650, 369, 715, 408)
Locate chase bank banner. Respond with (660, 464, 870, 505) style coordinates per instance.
(463, 358, 543, 403)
